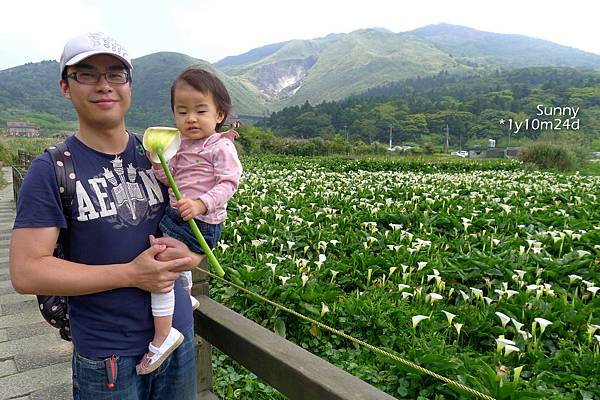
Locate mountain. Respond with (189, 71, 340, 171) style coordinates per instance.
(127, 52, 267, 127)
(2, 23, 600, 132)
(215, 41, 291, 69)
(0, 53, 267, 132)
(217, 29, 473, 109)
(216, 25, 600, 110)
(411, 23, 600, 69)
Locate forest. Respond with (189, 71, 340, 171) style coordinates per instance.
(258, 67, 600, 150)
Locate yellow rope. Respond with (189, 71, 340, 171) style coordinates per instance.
(196, 266, 496, 400)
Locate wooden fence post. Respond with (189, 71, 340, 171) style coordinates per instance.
(192, 257, 215, 399)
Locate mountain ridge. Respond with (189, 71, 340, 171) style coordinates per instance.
(2, 23, 599, 129)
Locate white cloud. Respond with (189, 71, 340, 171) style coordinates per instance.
(0, 0, 104, 68)
(1, 0, 598, 70)
(170, 0, 600, 63)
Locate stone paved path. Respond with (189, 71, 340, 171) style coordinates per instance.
(0, 167, 71, 400)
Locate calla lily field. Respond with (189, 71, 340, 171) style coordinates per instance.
(205, 156, 599, 399)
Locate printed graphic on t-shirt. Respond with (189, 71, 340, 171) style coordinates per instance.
(75, 155, 164, 227)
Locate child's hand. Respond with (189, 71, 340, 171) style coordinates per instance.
(175, 198, 207, 221)
(146, 152, 162, 169)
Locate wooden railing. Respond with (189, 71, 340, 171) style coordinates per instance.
(191, 265, 396, 400)
(11, 149, 35, 203)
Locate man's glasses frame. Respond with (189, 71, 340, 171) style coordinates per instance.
(66, 70, 130, 85)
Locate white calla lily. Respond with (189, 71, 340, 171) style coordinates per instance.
(533, 317, 552, 335)
(514, 366, 524, 384)
(503, 344, 520, 356)
(587, 287, 600, 296)
(568, 274, 582, 283)
(511, 318, 524, 331)
(495, 312, 511, 328)
(320, 302, 329, 317)
(518, 330, 532, 340)
(412, 315, 429, 329)
(454, 322, 463, 338)
(442, 310, 456, 326)
(496, 337, 516, 353)
(301, 274, 309, 287)
(428, 293, 443, 302)
(143, 127, 181, 163)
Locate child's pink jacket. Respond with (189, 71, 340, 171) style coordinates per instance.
(153, 130, 242, 224)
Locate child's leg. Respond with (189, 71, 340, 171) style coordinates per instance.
(179, 271, 193, 294)
(150, 290, 175, 348)
(136, 290, 184, 375)
(178, 271, 200, 311)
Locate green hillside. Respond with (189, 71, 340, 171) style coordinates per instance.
(215, 41, 291, 69)
(0, 60, 77, 132)
(219, 26, 600, 110)
(262, 67, 600, 150)
(2, 24, 600, 134)
(411, 23, 600, 69)
(280, 29, 473, 107)
(128, 52, 267, 128)
(218, 29, 472, 109)
(0, 53, 267, 135)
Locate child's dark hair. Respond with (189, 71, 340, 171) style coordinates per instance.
(171, 67, 231, 130)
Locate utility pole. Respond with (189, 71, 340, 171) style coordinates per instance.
(444, 124, 449, 153)
(344, 124, 349, 156)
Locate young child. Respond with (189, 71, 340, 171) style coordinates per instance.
(137, 67, 243, 375)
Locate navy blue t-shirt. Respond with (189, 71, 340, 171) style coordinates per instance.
(14, 134, 193, 358)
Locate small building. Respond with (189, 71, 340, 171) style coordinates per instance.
(388, 145, 416, 152)
(7, 122, 40, 137)
(467, 146, 520, 159)
(223, 115, 241, 129)
(51, 132, 70, 140)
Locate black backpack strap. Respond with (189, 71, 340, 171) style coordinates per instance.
(37, 141, 75, 341)
(45, 141, 76, 258)
(127, 131, 146, 157)
(130, 131, 143, 142)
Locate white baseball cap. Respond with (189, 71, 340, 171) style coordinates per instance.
(59, 32, 133, 78)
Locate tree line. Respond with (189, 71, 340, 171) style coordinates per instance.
(257, 67, 600, 150)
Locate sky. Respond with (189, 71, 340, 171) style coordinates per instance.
(1, 0, 598, 71)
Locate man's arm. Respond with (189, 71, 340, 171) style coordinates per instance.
(10, 227, 191, 296)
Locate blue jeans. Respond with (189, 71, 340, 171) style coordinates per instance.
(159, 206, 222, 254)
(72, 326, 196, 399)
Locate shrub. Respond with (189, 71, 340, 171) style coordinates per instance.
(518, 142, 586, 171)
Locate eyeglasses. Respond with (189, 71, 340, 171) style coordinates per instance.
(66, 70, 130, 85)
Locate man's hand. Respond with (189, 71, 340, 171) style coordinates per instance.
(150, 235, 205, 271)
(174, 198, 207, 221)
(129, 243, 192, 293)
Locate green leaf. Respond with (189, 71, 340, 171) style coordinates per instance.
(274, 318, 286, 338)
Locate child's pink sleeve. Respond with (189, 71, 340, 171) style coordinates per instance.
(198, 140, 242, 213)
(152, 164, 168, 185)
(151, 158, 175, 186)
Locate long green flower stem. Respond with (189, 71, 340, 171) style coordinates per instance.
(158, 151, 225, 277)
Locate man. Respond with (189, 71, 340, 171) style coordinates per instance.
(10, 32, 199, 399)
